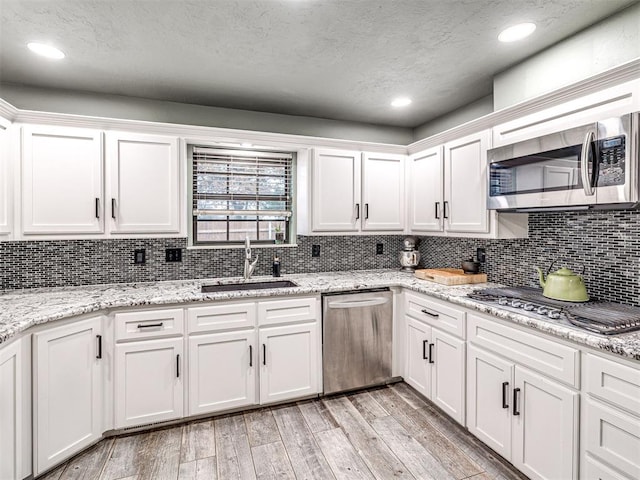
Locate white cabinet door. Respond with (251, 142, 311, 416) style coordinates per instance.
(115, 337, 183, 428)
(361, 153, 405, 231)
(34, 317, 103, 475)
(311, 149, 360, 231)
(0, 127, 11, 236)
(22, 126, 103, 234)
(512, 366, 579, 480)
(259, 322, 319, 404)
(430, 329, 465, 425)
(0, 340, 22, 480)
(404, 316, 431, 398)
(188, 330, 257, 415)
(444, 130, 490, 233)
(466, 344, 513, 459)
(107, 132, 180, 234)
(408, 147, 444, 232)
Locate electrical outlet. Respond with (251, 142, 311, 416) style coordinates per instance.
(376, 243, 384, 254)
(476, 247, 486, 263)
(165, 248, 182, 262)
(312, 245, 321, 257)
(134, 249, 146, 264)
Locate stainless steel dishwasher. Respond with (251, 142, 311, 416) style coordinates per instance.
(322, 288, 393, 395)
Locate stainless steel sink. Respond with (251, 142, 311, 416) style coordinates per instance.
(201, 280, 298, 293)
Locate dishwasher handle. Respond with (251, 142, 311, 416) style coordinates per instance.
(328, 298, 390, 309)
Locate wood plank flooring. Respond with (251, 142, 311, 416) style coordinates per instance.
(41, 383, 527, 480)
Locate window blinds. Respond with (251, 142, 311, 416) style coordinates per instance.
(192, 147, 293, 219)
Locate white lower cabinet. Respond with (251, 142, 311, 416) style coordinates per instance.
(467, 343, 579, 480)
(188, 330, 256, 415)
(33, 317, 104, 475)
(582, 353, 640, 480)
(403, 292, 466, 425)
(259, 322, 319, 404)
(0, 338, 27, 480)
(115, 337, 184, 428)
(405, 316, 465, 424)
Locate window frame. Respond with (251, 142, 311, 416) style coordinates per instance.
(188, 144, 297, 248)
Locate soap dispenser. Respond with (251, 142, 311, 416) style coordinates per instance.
(272, 254, 281, 277)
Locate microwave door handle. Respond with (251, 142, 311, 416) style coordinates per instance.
(580, 130, 596, 196)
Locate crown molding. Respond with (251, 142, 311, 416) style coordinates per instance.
(0, 98, 18, 129)
(408, 58, 640, 154)
(6, 106, 407, 154)
(1, 57, 638, 152)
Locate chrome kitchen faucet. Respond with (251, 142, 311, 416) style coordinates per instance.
(244, 236, 259, 280)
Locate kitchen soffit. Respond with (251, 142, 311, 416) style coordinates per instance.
(0, 0, 637, 128)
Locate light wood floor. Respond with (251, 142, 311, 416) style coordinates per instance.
(40, 383, 527, 480)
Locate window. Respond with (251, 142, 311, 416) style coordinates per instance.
(191, 146, 294, 245)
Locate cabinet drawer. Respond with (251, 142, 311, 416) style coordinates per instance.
(405, 292, 465, 338)
(187, 302, 256, 334)
(583, 454, 630, 480)
(584, 397, 640, 480)
(585, 353, 640, 415)
(467, 313, 579, 387)
(114, 308, 184, 341)
(258, 297, 318, 327)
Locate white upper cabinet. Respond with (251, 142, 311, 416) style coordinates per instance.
(493, 79, 640, 147)
(310, 148, 405, 233)
(408, 146, 443, 232)
(107, 132, 180, 234)
(22, 126, 103, 235)
(361, 152, 405, 231)
(444, 130, 490, 233)
(0, 127, 11, 236)
(312, 149, 361, 231)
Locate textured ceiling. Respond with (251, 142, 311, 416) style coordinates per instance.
(0, 0, 637, 127)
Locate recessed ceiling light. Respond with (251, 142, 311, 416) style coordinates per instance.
(391, 97, 412, 108)
(27, 42, 65, 59)
(498, 23, 536, 43)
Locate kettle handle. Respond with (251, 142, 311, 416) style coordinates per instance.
(547, 261, 586, 276)
(546, 261, 557, 277)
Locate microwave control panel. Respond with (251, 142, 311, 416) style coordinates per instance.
(597, 135, 625, 187)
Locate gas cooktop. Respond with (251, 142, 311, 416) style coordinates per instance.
(468, 286, 640, 335)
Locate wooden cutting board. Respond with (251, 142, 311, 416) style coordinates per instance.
(415, 268, 487, 285)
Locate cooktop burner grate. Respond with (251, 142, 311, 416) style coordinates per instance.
(468, 286, 640, 335)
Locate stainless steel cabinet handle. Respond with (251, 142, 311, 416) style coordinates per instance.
(95, 198, 100, 219)
(137, 322, 163, 329)
(111, 198, 117, 219)
(435, 202, 440, 219)
(329, 298, 389, 309)
(513, 387, 521, 416)
(262, 344, 267, 366)
(96, 335, 102, 359)
(422, 340, 428, 360)
(355, 203, 360, 220)
(249, 345, 253, 367)
(580, 130, 596, 196)
(365, 203, 369, 219)
(421, 308, 439, 318)
(502, 382, 509, 408)
(443, 201, 449, 219)
(176, 354, 181, 378)
(428, 343, 434, 364)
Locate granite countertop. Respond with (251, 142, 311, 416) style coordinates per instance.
(1, 269, 639, 361)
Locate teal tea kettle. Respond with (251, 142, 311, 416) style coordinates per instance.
(535, 263, 589, 302)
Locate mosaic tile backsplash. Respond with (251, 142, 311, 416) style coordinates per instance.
(1, 210, 639, 306)
(0, 235, 405, 290)
(418, 210, 640, 307)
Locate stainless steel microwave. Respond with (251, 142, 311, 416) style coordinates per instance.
(487, 113, 639, 211)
